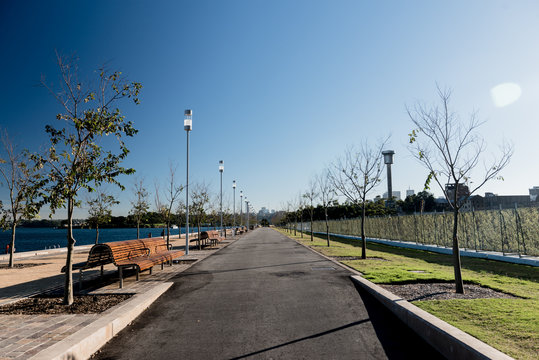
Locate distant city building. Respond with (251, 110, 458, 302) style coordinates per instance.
(445, 183, 470, 202)
(529, 186, 539, 202)
(257, 207, 271, 219)
(406, 189, 415, 198)
(382, 191, 401, 200)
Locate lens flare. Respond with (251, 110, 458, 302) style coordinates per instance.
(490, 83, 521, 107)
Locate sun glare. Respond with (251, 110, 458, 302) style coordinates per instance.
(490, 83, 522, 107)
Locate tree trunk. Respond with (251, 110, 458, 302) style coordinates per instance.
(452, 208, 465, 294)
(361, 202, 366, 259)
(300, 214, 303, 238)
(9, 223, 16, 268)
(310, 212, 314, 242)
(166, 221, 170, 249)
(294, 216, 297, 236)
(95, 224, 99, 244)
(325, 208, 330, 247)
(63, 197, 75, 305)
(197, 221, 201, 250)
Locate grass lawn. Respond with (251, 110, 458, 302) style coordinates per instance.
(277, 228, 539, 360)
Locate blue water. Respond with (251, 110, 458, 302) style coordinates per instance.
(0, 226, 219, 253)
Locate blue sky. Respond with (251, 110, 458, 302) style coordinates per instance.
(1, 1, 539, 218)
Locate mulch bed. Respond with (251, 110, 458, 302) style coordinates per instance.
(380, 282, 518, 302)
(0, 294, 133, 315)
(0, 263, 48, 269)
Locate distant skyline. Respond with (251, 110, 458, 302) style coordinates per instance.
(1, 1, 538, 219)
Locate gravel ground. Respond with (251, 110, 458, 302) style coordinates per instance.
(0, 294, 132, 314)
(380, 282, 517, 302)
(0, 263, 49, 269)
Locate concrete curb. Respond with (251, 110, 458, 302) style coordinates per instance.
(28, 282, 173, 360)
(279, 230, 514, 360)
(350, 276, 514, 360)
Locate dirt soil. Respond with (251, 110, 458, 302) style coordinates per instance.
(0, 263, 49, 269)
(0, 294, 132, 315)
(380, 282, 518, 302)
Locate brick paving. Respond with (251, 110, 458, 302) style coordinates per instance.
(0, 234, 239, 359)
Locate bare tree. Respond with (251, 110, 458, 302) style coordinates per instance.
(407, 86, 513, 293)
(86, 190, 118, 244)
(164, 164, 183, 246)
(0, 130, 42, 267)
(190, 182, 211, 249)
(317, 169, 336, 247)
(129, 178, 150, 239)
(155, 165, 183, 248)
(297, 193, 305, 238)
(330, 138, 388, 259)
(303, 178, 318, 242)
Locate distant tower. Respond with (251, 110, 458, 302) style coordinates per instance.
(382, 150, 395, 207)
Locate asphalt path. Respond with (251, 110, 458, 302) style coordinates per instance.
(94, 228, 442, 359)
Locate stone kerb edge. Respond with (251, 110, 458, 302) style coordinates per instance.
(350, 275, 514, 360)
(28, 282, 173, 360)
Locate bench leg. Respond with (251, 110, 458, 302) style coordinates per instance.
(136, 268, 139, 281)
(161, 263, 164, 270)
(119, 267, 123, 289)
(79, 269, 83, 291)
(100, 265, 104, 278)
(150, 267, 153, 275)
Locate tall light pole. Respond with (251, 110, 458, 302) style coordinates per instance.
(382, 150, 395, 208)
(240, 191, 243, 226)
(184, 109, 192, 255)
(232, 180, 236, 228)
(219, 160, 224, 236)
(246, 200, 250, 231)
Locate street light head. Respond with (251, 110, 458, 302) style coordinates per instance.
(382, 150, 395, 164)
(219, 160, 224, 172)
(184, 109, 192, 131)
(233, 180, 236, 189)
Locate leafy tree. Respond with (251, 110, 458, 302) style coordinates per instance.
(129, 179, 150, 239)
(33, 53, 141, 305)
(399, 191, 436, 214)
(0, 130, 42, 267)
(330, 139, 388, 258)
(86, 190, 118, 244)
(407, 86, 512, 293)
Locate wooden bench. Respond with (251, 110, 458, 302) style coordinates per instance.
(199, 230, 224, 247)
(62, 238, 184, 288)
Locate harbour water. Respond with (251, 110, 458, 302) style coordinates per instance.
(0, 227, 217, 253)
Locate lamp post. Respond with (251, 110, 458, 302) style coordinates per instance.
(240, 191, 243, 226)
(184, 109, 192, 255)
(246, 200, 250, 231)
(219, 160, 224, 236)
(232, 180, 236, 229)
(382, 150, 395, 208)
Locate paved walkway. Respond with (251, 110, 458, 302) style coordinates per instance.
(0, 234, 235, 359)
(94, 228, 442, 359)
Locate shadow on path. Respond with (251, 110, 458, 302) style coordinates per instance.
(229, 319, 371, 360)
(354, 282, 443, 359)
(173, 259, 329, 278)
